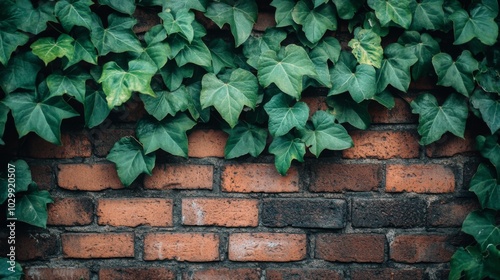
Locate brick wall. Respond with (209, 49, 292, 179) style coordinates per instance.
(0, 6, 481, 280)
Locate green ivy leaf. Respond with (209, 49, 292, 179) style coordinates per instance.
(376, 43, 418, 92)
(449, 245, 500, 280)
(99, 0, 135, 15)
(30, 34, 74, 65)
(208, 39, 237, 75)
(292, 0, 337, 44)
(243, 28, 287, 69)
(258, 44, 317, 99)
(224, 122, 268, 159)
(398, 31, 440, 80)
(136, 114, 196, 156)
(186, 81, 210, 122)
(463, 209, 500, 250)
(329, 56, 377, 102)
(55, 0, 94, 31)
(3, 92, 79, 145)
(84, 89, 110, 128)
(141, 86, 190, 121)
(171, 39, 212, 68)
(298, 111, 353, 157)
(0, 258, 23, 280)
(410, 93, 468, 145)
(135, 41, 171, 70)
(470, 164, 500, 211)
(475, 67, 500, 94)
(15, 0, 56, 35)
(0, 28, 29, 66)
(0, 160, 32, 200)
(160, 61, 194, 91)
(46, 67, 91, 103)
(0, 103, 8, 145)
(450, 4, 499, 45)
(107, 137, 156, 187)
(201, 69, 259, 128)
(159, 9, 195, 43)
(471, 90, 500, 134)
(163, 0, 208, 12)
(15, 185, 53, 228)
(98, 60, 157, 108)
(332, 0, 361, 20)
(205, 0, 258, 47)
(0, 52, 43, 94)
(410, 0, 445, 31)
(327, 94, 371, 129)
(432, 51, 479, 97)
(270, 0, 296, 27)
(269, 133, 306, 175)
(367, 0, 412, 28)
(348, 28, 383, 68)
(65, 30, 98, 68)
(264, 93, 309, 137)
(90, 14, 143, 56)
(362, 11, 389, 36)
(372, 89, 395, 109)
(476, 134, 500, 176)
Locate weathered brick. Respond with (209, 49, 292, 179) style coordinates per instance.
(309, 163, 381, 192)
(266, 269, 343, 280)
(262, 198, 346, 228)
(222, 164, 299, 193)
(30, 165, 53, 190)
(57, 163, 123, 191)
(386, 164, 455, 193)
(17, 233, 58, 261)
(48, 197, 93, 226)
(182, 198, 258, 227)
(98, 198, 173, 227)
(229, 233, 306, 262)
(24, 268, 90, 280)
(342, 131, 419, 159)
(62, 233, 134, 258)
(144, 164, 213, 190)
(302, 96, 327, 117)
(90, 128, 134, 157)
(21, 132, 92, 158)
(188, 129, 227, 158)
(144, 233, 219, 262)
(254, 12, 275, 31)
(351, 268, 424, 280)
(428, 198, 479, 227)
(315, 234, 385, 263)
(425, 132, 476, 157)
(183, 268, 261, 280)
(390, 235, 455, 263)
(99, 267, 175, 280)
(352, 197, 426, 228)
(369, 97, 417, 124)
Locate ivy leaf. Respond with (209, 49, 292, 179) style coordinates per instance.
(171, 39, 212, 68)
(107, 137, 156, 187)
(46, 67, 91, 103)
(269, 134, 306, 175)
(410, 93, 468, 145)
(0, 103, 8, 145)
(332, 0, 362, 20)
(136, 114, 196, 156)
(348, 28, 383, 68)
(298, 111, 353, 157)
(270, 0, 296, 27)
(243, 28, 287, 69)
(0, 28, 28, 66)
(201, 69, 259, 128)
(476, 134, 500, 176)
(84, 89, 110, 128)
(0, 160, 32, 198)
(160, 61, 194, 91)
(372, 89, 395, 108)
(136, 41, 171, 70)
(476, 68, 500, 94)
(186, 81, 210, 122)
(398, 31, 440, 80)
(449, 245, 500, 280)
(144, 25, 168, 45)
(327, 94, 371, 129)
(98, 60, 157, 108)
(208, 39, 237, 74)
(469, 164, 500, 211)
(3, 91, 79, 145)
(264, 93, 309, 137)
(65, 30, 98, 68)
(292, 0, 337, 44)
(30, 34, 74, 65)
(55, 0, 94, 31)
(15, 0, 56, 35)
(159, 9, 195, 43)
(90, 14, 143, 56)
(205, 0, 258, 47)
(463, 209, 500, 250)
(99, 0, 135, 15)
(0, 258, 23, 280)
(163, 0, 208, 12)
(367, 0, 413, 28)
(432, 51, 479, 97)
(258, 44, 317, 99)
(224, 122, 268, 159)
(141, 86, 190, 121)
(450, 5, 499, 45)
(0, 52, 43, 94)
(471, 90, 500, 134)
(410, 0, 445, 31)
(376, 43, 418, 92)
(15, 185, 53, 228)
(329, 59, 377, 102)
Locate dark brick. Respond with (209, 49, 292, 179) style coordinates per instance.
(100, 267, 175, 280)
(352, 198, 426, 228)
(17, 232, 58, 261)
(183, 268, 261, 280)
(309, 164, 382, 192)
(351, 268, 424, 280)
(428, 198, 479, 227)
(266, 269, 342, 280)
(262, 199, 346, 228)
(390, 234, 455, 263)
(315, 233, 385, 263)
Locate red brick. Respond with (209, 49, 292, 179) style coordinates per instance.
(390, 234, 455, 263)
(302, 96, 328, 117)
(133, 7, 161, 33)
(266, 269, 342, 280)
(386, 164, 455, 193)
(425, 132, 476, 157)
(98, 198, 173, 227)
(62, 233, 134, 258)
(24, 268, 90, 280)
(351, 268, 424, 280)
(144, 164, 213, 190)
(182, 198, 258, 227)
(315, 234, 385, 263)
(144, 233, 219, 262)
(99, 267, 175, 280)
(21, 132, 92, 158)
(369, 97, 417, 124)
(183, 268, 261, 280)
(222, 164, 299, 193)
(309, 163, 381, 192)
(90, 128, 135, 157)
(16, 233, 58, 261)
(30, 165, 53, 190)
(188, 129, 227, 158)
(48, 197, 93, 226)
(254, 12, 275, 31)
(229, 233, 306, 262)
(428, 198, 479, 227)
(57, 163, 123, 191)
(342, 131, 420, 159)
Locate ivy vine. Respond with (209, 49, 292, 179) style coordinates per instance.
(0, 0, 499, 279)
